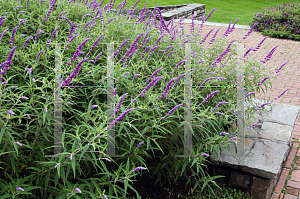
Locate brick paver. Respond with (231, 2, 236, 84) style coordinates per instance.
(171, 20, 300, 199)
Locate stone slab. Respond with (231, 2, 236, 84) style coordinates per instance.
(208, 98, 299, 179)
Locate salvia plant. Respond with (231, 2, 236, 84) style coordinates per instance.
(0, 0, 289, 198)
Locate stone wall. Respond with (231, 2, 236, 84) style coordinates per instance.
(110, 3, 206, 22)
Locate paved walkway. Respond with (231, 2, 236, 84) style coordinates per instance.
(168, 19, 300, 199)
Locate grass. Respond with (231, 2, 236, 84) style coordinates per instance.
(100, 0, 300, 25)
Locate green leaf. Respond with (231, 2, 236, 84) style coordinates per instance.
(180, 160, 189, 176)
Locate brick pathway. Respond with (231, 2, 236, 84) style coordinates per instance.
(168, 20, 300, 199)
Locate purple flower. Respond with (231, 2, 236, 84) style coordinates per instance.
(23, 36, 33, 49)
(74, 188, 81, 193)
(94, 52, 102, 63)
(133, 74, 140, 80)
(173, 60, 187, 71)
(244, 47, 255, 58)
(21, 96, 29, 99)
(261, 46, 279, 63)
(32, 78, 35, 82)
(132, 166, 147, 173)
(166, 50, 177, 59)
(258, 76, 271, 86)
(36, 49, 44, 60)
(115, 93, 128, 113)
(202, 90, 220, 103)
(253, 37, 268, 51)
(159, 78, 177, 98)
(174, 74, 185, 87)
(7, 46, 17, 62)
(24, 114, 31, 119)
(2, 81, 7, 84)
(122, 72, 130, 77)
(208, 28, 221, 44)
(201, 77, 227, 85)
(147, 67, 163, 82)
(107, 108, 134, 130)
(205, 8, 217, 22)
(61, 16, 73, 26)
(200, 153, 209, 157)
(223, 21, 232, 37)
(25, 67, 33, 75)
(215, 101, 228, 109)
(67, 102, 73, 104)
(161, 104, 183, 120)
(8, 110, 15, 115)
(35, 29, 43, 41)
(16, 186, 24, 191)
(90, 105, 98, 110)
(154, 35, 164, 44)
(200, 28, 214, 44)
(219, 132, 229, 136)
(244, 92, 256, 99)
(14, 141, 22, 146)
(258, 102, 271, 109)
(14, 6, 23, 11)
(57, 11, 67, 21)
(140, 76, 163, 97)
(275, 88, 290, 100)
(45, 106, 47, 112)
(136, 141, 144, 149)
(243, 22, 259, 39)
(0, 28, 9, 42)
(230, 137, 239, 141)
(275, 62, 288, 73)
(89, 34, 104, 51)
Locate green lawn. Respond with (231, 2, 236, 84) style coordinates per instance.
(101, 0, 300, 25)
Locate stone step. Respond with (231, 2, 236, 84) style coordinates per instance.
(207, 98, 299, 198)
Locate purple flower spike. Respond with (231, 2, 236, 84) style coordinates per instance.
(275, 62, 288, 73)
(115, 93, 128, 113)
(74, 188, 81, 193)
(8, 110, 15, 115)
(147, 67, 163, 82)
(23, 36, 33, 49)
(136, 141, 144, 149)
(200, 153, 209, 157)
(90, 105, 98, 110)
(215, 101, 228, 109)
(202, 90, 220, 103)
(133, 74, 140, 80)
(244, 92, 256, 99)
(258, 76, 271, 86)
(243, 22, 259, 40)
(132, 166, 147, 173)
(36, 49, 44, 60)
(275, 88, 290, 100)
(16, 186, 24, 192)
(219, 132, 229, 136)
(258, 102, 271, 109)
(14, 141, 22, 146)
(162, 104, 183, 119)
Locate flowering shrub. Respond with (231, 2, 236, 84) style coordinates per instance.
(249, 1, 300, 41)
(0, 0, 287, 198)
